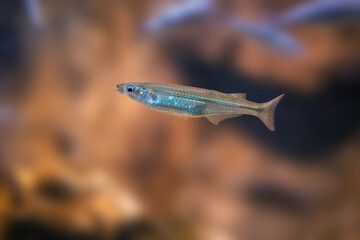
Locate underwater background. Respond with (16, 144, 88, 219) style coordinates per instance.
(0, 0, 359, 239)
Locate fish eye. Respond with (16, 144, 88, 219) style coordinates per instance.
(127, 85, 135, 93)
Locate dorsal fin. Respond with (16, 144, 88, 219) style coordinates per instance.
(205, 114, 242, 125)
(231, 93, 246, 99)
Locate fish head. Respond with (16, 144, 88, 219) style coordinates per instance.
(116, 82, 151, 103)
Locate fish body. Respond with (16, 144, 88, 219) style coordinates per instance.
(274, 0, 360, 26)
(141, 0, 214, 35)
(117, 82, 284, 131)
(139, 0, 303, 54)
(226, 17, 302, 54)
(140, 0, 302, 54)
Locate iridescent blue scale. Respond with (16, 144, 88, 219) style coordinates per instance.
(148, 93, 205, 116)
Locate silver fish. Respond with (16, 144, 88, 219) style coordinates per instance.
(141, 0, 214, 35)
(226, 17, 302, 54)
(140, 0, 302, 54)
(117, 82, 284, 131)
(274, 0, 360, 27)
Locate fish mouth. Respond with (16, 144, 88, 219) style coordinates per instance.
(116, 84, 125, 94)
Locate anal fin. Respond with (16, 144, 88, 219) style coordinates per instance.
(205, 114, 242, 125)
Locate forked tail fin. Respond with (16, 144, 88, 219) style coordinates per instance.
(258, 94, 285, 131)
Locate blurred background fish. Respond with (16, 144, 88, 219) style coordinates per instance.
(226, 16, 302, 54)
(140, 0, 303, 54)
(23, 0, 44, 31)
(140, 0, 215, 36)
(274, 0, 360, 27)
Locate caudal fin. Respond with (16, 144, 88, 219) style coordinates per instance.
(258, 94, 285, 131)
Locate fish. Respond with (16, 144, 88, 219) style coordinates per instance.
(273, 0, 360, 27)
(225, 17, 302, 54)
(117, 82, 285, 131)
(140, 0, 302, 54)
(140, 0, 214, 36)
(23, 0, 44, 31)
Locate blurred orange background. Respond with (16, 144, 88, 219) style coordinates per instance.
(0, 0, 359, 239)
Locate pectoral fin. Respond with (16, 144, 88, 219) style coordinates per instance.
(205, 114, 242, 125)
